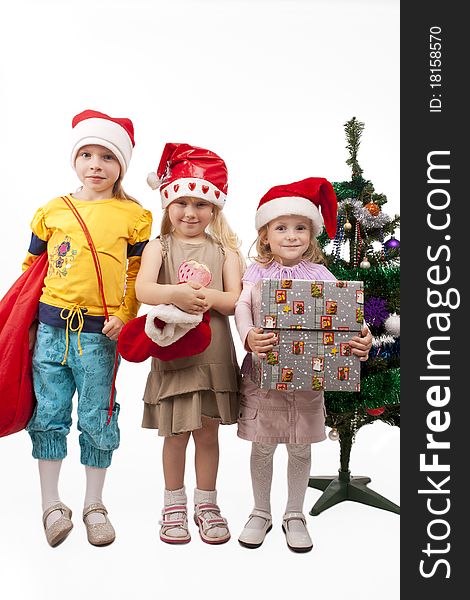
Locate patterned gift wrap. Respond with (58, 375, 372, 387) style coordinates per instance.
(251, 279, 364, 392)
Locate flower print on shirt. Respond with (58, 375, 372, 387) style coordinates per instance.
(48, 235, 77, 277)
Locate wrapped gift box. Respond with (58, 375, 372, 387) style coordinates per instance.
(251, 278, 364, 392)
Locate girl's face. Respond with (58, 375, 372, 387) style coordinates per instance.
(74, 144, 121, 200)
(265, 215, 312, 266)
(168, 196, 213, 240)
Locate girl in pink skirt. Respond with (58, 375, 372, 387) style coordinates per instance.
(235, 178, 372, 553)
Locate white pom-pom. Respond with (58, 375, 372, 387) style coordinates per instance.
(147, 172, 162, 190)
(384, 312, 400, 337)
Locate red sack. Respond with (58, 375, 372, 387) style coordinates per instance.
(0, 253, 48, 437)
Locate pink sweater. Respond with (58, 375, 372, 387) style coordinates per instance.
(235, 260, 336, 367)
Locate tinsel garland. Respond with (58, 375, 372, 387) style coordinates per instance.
(337, 198, 391, 230)
(325, 368, 400, 413)
(373, 334, 398, 345)
(364, 296, 390, 328)
(333, 214, 345, 260)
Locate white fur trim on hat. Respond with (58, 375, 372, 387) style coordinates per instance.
(71, 117, 133, 175)
(144, 304, 203, 347)
(160, 178, 226, 209)
(147, 172, 162, 190)
(255, 196, 324, 235)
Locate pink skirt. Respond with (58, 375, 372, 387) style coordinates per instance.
(237, 377, 326, 444)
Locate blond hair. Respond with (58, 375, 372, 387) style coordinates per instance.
(160, 204, 245, 271)
(249, 223, 327, 266)
(113, 178, 141, 205)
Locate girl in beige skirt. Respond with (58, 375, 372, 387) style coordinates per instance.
(136, 143, 244, 545)
(235, 178, 372, 552)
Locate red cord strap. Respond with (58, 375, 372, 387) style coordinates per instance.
(61, 196, 118, 424)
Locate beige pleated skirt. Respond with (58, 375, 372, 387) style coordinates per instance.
(142, 389, 239, 437)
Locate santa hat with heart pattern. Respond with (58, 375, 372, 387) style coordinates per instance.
(147, 142, 228, 209)
(255, 177, 338, 239)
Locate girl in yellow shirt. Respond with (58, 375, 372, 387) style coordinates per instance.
(24, 110, 152, 547)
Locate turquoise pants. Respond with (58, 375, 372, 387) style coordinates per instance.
(27, 322, 120, 468)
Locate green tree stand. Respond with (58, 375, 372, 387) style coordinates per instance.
(308, 409, 400, 515)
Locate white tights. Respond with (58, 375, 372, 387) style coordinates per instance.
(39, 460, 107, 527)
(247, 442, 311, 531)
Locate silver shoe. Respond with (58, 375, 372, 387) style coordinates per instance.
(83, 502, 116, 546)
(42, 502, 73, 547)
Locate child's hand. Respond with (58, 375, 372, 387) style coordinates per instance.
(28, 320, 38, 350)
(102, 316, 124, 341)
(198, 287, 216, 311)
(348, 325, 372, 361)
(173, 281, 208, 314)
(247, 327, 277, 358)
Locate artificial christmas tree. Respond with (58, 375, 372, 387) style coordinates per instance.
(308, 117, 400, 515)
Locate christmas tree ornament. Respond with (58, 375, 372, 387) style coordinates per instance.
(365, 201, 380, 216)
(360, 257, 371, 269)
(384, 312, 400, 337)
(366, 406, 385, 416)
(328, 428, 340, 441)
(354, 221, 363, 267)
(384, 236, 400, 258)
(344, 219, 352, 231)
(384, 236, 400, 250)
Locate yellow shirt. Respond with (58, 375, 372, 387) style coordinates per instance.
(23, 195, 152, 325)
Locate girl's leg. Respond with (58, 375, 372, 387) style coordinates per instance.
(192, 416, 219, 491)
(38, 459, 63, 528)
(285, 443, 312, 522)
(162, 431, 191, 490)
(192, 417, 229, 543)
(238, 443, 276, 547)
(84, 466, 107, 524)
(82, 465, 115, 546)
(247, 442, 277, 529)
(251, 442, 277, 513)
(28, 324, 75, 540)
(160, 432, 191, 542)
(71, 333, 119, 546)
(282, 443, 313, 552)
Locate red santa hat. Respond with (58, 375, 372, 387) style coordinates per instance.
(255, 177, 338, 239)
(71, 109, 135, 175)
(147, 143, 228, 209)
(117, 308, 211, 363)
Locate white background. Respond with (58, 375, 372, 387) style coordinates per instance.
(0, 1, 400, 599)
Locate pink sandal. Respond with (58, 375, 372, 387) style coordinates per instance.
(194, 502, 231, 545)
(159, 504, 191, 544)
